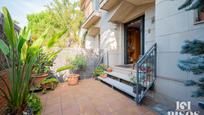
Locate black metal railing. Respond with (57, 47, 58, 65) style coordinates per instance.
(134, 43, 157, 104)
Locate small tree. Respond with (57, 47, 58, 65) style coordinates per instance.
(178, 0, 204, 98)
(178, 0, 204, 12)
(178, 40, 204, 97)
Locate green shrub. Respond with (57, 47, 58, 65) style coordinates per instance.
(27, 94, 42, 115)
(33, 50, 61, 74)
(41, 77, 58, 84)
(70, 54, 87, 70)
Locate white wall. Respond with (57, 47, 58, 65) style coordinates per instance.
(145, 6, 156, 51)
(85, 34, 100, 49)
(100, 10, 123, 66)
(155, 0, 204, 109)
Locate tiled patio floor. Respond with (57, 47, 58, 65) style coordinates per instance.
(39, 79, 156, 115)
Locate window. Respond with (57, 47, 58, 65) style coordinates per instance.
(195, 10, 204, 24)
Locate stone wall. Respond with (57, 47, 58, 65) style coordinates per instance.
(52, 48, 100, 80)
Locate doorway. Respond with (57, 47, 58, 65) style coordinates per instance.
(124, 16, 145, 64)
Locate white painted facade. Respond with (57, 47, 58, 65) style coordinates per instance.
(82, 0, 204, 110)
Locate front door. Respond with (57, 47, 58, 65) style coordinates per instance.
(124, 16, 145, 64)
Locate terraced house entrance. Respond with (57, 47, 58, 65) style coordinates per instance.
(0, 0, 204, 115)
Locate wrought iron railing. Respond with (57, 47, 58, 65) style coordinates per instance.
(134, 43, 157, 104)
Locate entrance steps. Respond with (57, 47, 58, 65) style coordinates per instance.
(98, 77, 136, 97)
(98, 66, 136, 97)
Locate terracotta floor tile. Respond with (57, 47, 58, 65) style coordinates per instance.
(38, 79, 156, 115)
(62, 102, 80, 115)
(44, 103, 61, 115)
(46, 97, 61, 106)
(43, 110, 62, 115)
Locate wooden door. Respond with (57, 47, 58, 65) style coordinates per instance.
(127, 28, 141, 64)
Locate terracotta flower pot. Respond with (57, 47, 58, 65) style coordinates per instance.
(31, 73, 49, 86)
(100, 74, 107, 78)
(107, 68, 112, 72)
(67, 74, 79, 85)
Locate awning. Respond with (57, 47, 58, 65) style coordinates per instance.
(82, 11, 101, 29)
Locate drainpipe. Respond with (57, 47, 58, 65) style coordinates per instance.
(107, 51, 109, 67)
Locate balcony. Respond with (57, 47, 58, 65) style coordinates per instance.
(125, 0, 155, 6)
(99, 0, 121, 11)
(82, 11, 101, 29)
(108, 0, 154, 23)
(88, 26, 100, 37)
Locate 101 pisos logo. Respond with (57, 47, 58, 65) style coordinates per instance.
(167, 101, 200, 115)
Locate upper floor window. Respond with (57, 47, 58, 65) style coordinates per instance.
(195, 10, 204, 24)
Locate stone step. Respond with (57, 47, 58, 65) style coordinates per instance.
(112, 66, 136, 75)
(98, 77, 136, 97)
(105, 71, 134, 83)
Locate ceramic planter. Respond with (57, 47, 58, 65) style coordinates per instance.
(107, 68, 112, 72)
(67, 74, 80, 85)
(31, 73, 49, 91)
(32, 73, 49, 84)
(100, 74, 107, 78)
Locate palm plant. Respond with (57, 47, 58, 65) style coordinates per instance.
(0, 7, 66, 114)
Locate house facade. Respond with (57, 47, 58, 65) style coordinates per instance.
(80, 0, 204, 111)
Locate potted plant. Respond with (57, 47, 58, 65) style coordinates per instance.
(93, 66, 104, 77)
(31, 50, 60, 88)
(24, 94, 42, 115)
(93, 64, 108, 78)
(130, 77, 146, 95)
(40, 77, 59, 93)
(100, 72, 107, 78)
(106, 67, 112, 72)
(57, 54, 87, 85)
(67, 74, 80, 85)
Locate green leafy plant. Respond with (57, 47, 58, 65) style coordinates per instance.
(33, 50, 61, 74)
(41, 77, 58, 85)
(57, 55, 87, 73)
(27, 94, 42, 115)
(56, 65, 75, 72)
(70, 55, 87, 70)
(93, 66, 104, 76)
(0, 7, 66, 114)
(27, 0, 84, 47)
(41, 77, 59, 94)
(93, 64, 108, 77)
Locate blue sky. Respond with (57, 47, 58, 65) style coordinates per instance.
(0, 0, 53, 27)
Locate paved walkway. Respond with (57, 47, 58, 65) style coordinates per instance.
(39, 79, 156, 115)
